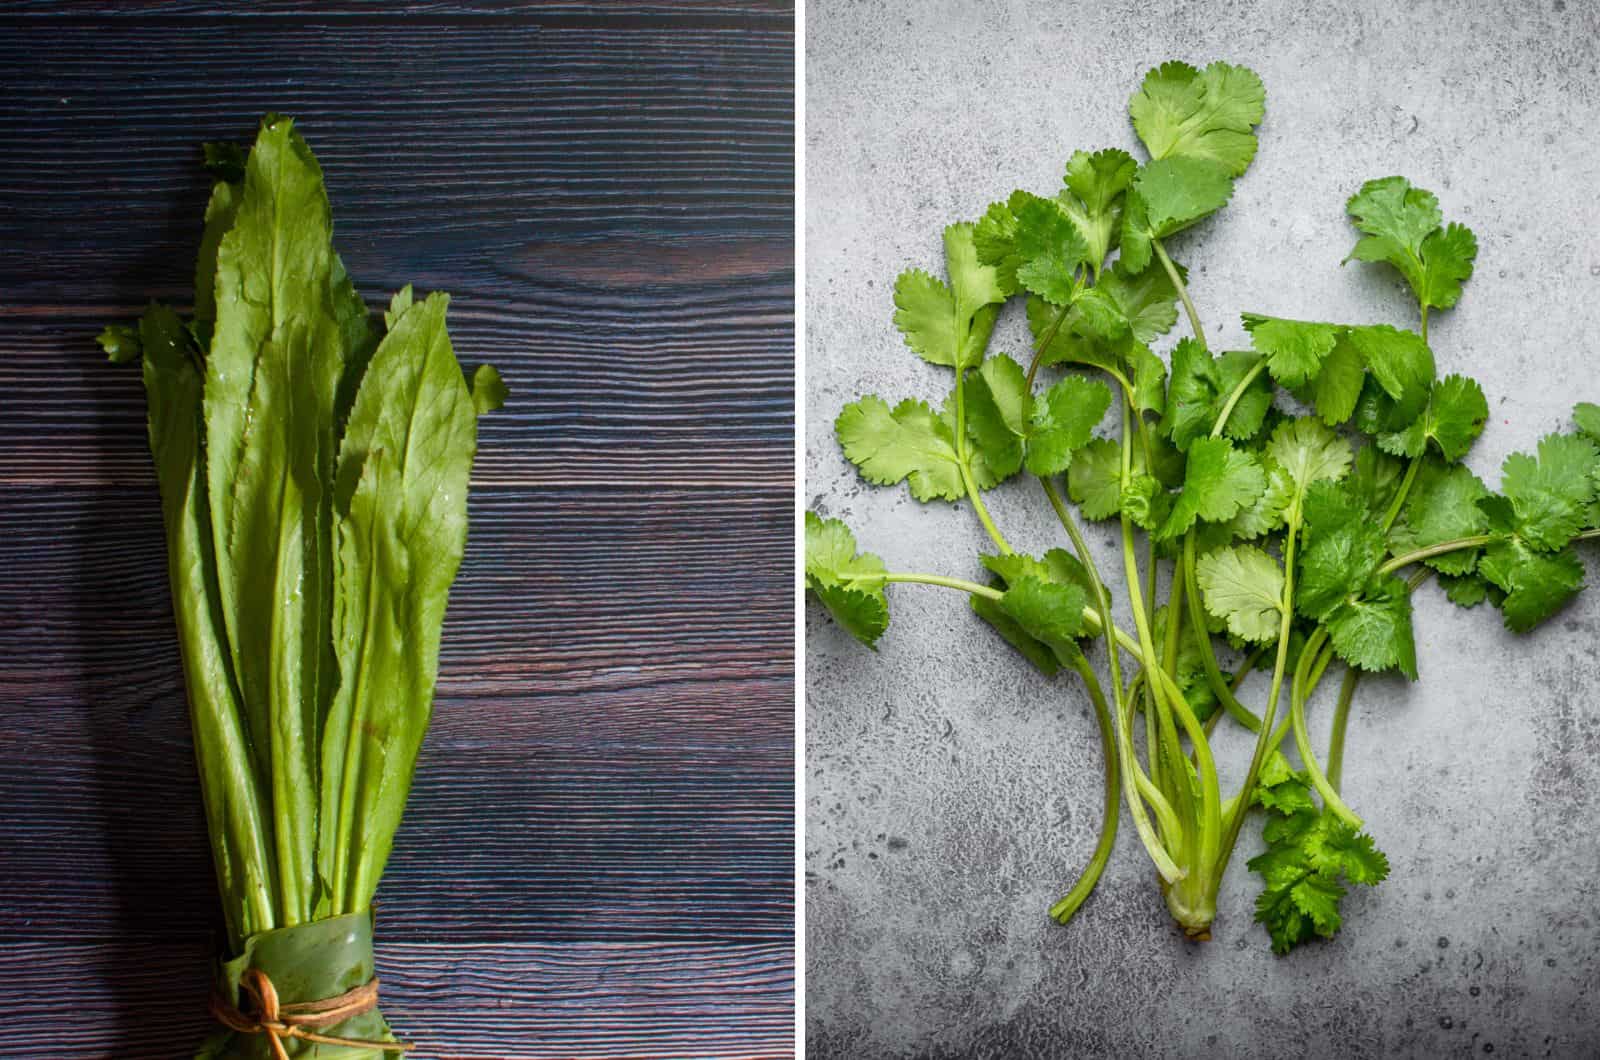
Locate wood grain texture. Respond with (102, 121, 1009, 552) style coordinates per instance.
(0, 3, 794, 1057)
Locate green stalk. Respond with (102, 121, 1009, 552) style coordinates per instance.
(872, 565, 1188, 875)
(1180, 360, 1272, 732)
(1379, 534, 1496, 576)
(1153, 238, 1204, 347)
(1050, 655, 1122, 924)
(1381, 456, 1422, 532)
(1289, 629, 1361, 826)
(953, 366, 1013, 555)
(1326, 667, 1360, 791)
(1217, 489, 1305, 876)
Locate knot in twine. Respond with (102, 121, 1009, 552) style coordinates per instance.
(210, 967, 413, 1059)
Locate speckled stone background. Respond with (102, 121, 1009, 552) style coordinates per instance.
(804, 1, 1600, 1056)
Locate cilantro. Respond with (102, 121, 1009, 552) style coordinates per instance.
(835, 395, 967, 501)
(1345, 176, 1478, 311)
(1249, 754, 1389, 954)
(807, 59, 1600, 960)
(1129, 60, 1266, 176)
(894, 223, 1006, 368)
(1195, 545, 1283, 643)
(805, 513, 890, 648)
(1159, 436, 1267, 539)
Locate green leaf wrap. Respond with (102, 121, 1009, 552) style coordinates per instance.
(199, 910, 393, 1060)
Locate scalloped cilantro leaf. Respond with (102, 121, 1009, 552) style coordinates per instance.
(1345, 176, 1478, 312)
(964, 354, 1031, 479)
(1324, 574, 1417, 678)
(893, 222, 1006, 368)
(1158, 436, 1266, 539)
(973, 551, 1093, 671)
(1391, 461, 1491, 576)
(1296, 482, 1387, 621)
(1027, 375, 1113, 476)
(1096, 258, 1181, 342)
(835, 395, 965, 501)
(1376, 374, 1488, 461)
(1241, 314, 1338, 389)
(1497, 433, 1600, 552)
(1196, 544, 1283, 643)
(1477, 537, 1586, 632)
(805, 512, 889, 648)
(1345, 325, 1435, 426)
(1249, 761, 1390, 954)
(1061, 148, 1139, 273)
(1067, 437, 1123, 520)
(1162, 339, 1273, 450)
(1129, 60, 1266, 176)
(1121, 157, 1235, 272)
(1266, 417, 1353, 493)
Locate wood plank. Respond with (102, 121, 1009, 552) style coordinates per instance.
(0, 483, 793, 942)
(0, 939, 795, 1059)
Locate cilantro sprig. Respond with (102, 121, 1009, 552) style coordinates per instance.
(807, 61, 1600, 954)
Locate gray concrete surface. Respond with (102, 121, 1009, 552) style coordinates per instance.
(804, 1, 1600, 1056)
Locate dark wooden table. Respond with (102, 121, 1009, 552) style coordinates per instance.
(0, 4, 794, 1056)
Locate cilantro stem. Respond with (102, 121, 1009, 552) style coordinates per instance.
(1378, 534, 1495, 575)
(1211, 359, 1268, 437)
(1326, 667, 1359, 791)
(1050, 654, 1121, 924)
(1184, 534, 1263, 733)
(1153, 238, 1205, 348)
(953, 365, 1014, 555)
(1218, 491, 1303, 874)
(880, 572, 1003, 598)
(1027, 307, 1072, 391)
(1290, 628, 1362, 827)
(1176, 358, 1274, 734)
(1381, 457, 1422, 532)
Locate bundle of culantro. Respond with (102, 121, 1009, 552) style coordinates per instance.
(100, 116, 505, 1058)
(806, 61, 1600, 954)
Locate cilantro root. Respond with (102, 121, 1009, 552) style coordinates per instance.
(806, 60, 1600, 955)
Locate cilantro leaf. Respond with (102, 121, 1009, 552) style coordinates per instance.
(1498, 433, 1600, 551)
(973, 551, 1093, 670)
(836, 395, 965, 501)
(964, 354, 1031, 479)
(1572, 402, 1600, 447)
(1162, 339, 1273, 450)
(1130, 343, 1168, 416)
(1015, 194, 1091, 305)
(1225, 460, 1294, 540)
(1266, 417, 1353, 493)
(1095, 258, 1181, 342)
(1196, 544, 1284, 643)
(1128, 60, 1266, 176)
(1121, 157, 1235, 272)
(1345, 176, 1478, 311)
(1159, 436, 1267, 539)
(1477, 537, 1586, 632)
(1346, 444, 1406, 517)
(1324, 574, 1418, 679)
(1307, 333, 1366, 426)
(893, 223, 1006, 368)
(1061, 148, 1139, 272)
(1241, 314, 1338, 389)
(1067, 437, 1124, 520)
(805, 512, 890, 648)
(1345, 325, 1435, 426)
(1296, 483, 1387, 621)
(1249, 759, 1389, 954)
(1377, 374, 1488, 461)
(1027, 375, 1113, 475)
(1391, 461, 1491, 575)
